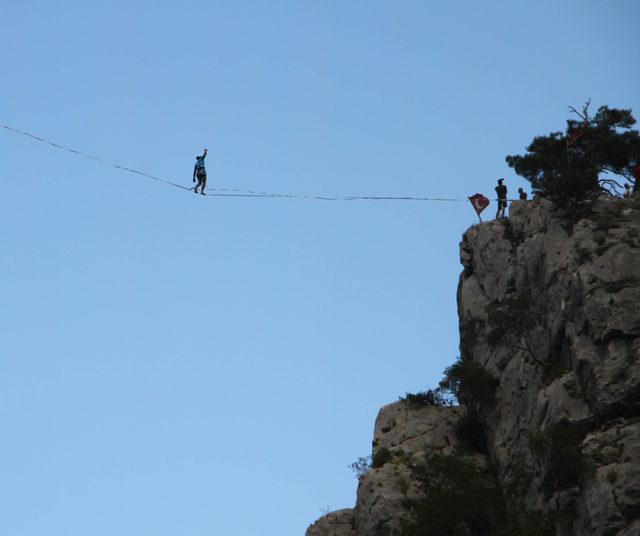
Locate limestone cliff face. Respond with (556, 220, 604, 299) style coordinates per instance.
(307, 197, 640, 536)
(306, 404, 470, 536)
(459, 197, 640, 535)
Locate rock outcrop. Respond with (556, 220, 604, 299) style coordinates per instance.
(309, 403, 470, 536)
(307, 196, 640, 536)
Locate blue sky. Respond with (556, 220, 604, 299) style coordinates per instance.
(1, 2, 639, 535)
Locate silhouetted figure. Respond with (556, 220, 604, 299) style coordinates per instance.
(518, 187, 528, 200)
(624, 183, 631, 198)
(495, 179, 508, 218)
(193, 148, 208, 195)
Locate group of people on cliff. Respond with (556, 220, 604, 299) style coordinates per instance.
(493, 174, 637, 220)
(493, 179, 529, 219)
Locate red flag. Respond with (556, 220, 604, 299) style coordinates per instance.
(633, 164, 640, 182)
(468, 193, 490, 217)
(567, 128, 585, 147)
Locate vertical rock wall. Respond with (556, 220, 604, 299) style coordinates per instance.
(307, 197, 640, 536)
(459, 197, 640, 535)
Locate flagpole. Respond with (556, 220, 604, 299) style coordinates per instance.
(468, 193, 489, 223)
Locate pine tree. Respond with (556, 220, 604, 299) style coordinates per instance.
(505, 102, 640, 206)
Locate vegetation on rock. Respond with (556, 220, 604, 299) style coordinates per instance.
(400, 452, 556, 536)
(506, 102, 640, 206)
(371, 447, 392, 469)
(400, 357, 498, 452)
(348, 456, 372, 481)
(529, 422, 590, 492)
(399, 389, 450, 407)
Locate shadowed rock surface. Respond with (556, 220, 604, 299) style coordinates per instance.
(307, 197, 640, 536)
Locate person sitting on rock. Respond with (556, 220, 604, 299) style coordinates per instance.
(518, 187, 528, 200)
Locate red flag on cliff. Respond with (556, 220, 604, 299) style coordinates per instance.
(468, 193, 490, 221)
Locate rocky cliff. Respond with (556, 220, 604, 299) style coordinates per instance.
(306, 196, 640, 536)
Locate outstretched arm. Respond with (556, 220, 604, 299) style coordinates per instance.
(200, 148, 208, 160)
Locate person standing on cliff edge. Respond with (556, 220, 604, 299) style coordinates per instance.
(495, 178, 508, 218)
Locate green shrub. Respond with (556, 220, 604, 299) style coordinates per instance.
(400, 452, 505, 536)
(403, 358, 498, 457)
(399, 389, 450, 407)
(529, 422, 589, 492)
(455, 412, 489, 453)
(495, 511, 562, 536)
(399, 452, 561, 536)
(486, 294, 531, 342)
(349, 456, 372, 480)
(372, 447, 392, 469)
(439, 357, 499, 415)
(505, 104, 640, 207)
(350, 447, 394, 477)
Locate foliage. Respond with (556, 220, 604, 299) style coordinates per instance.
(506, 103, 640, 206)
(486, 294, 569, 382)
(495, 511, 561, 536)
(372, 447, 392, 469)
(486, 294, 531, 343)
(400, 358, 498, 454)
(400, 452, 505, 536)
(439, 357, 499, 415)
(399, 388, 451, 407)
(349, 456, 372, 480)
(433, 357, 499, 452)
(455, 411, 488, 453)
(529, 422, 589, 492)
(399, 452, 560, 536)
(350, 447, 394, 479)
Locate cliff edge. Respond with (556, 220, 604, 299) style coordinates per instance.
(307, 196, 640, 536)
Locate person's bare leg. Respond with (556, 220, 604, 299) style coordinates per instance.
(201, 177, 206, 195)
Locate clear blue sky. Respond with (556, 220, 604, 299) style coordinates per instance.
(1, 2, 638, 535)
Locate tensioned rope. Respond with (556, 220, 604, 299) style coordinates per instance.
(1, 123, 480, 202)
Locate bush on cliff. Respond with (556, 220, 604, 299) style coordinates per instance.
(401, 452, 505, 536)
(442, 358, 498, 452)
(439, 357, 499, 416)
(400, 452, 558, 536)
(399, 389, 451, 407)
(402, 357, 498, 453)
(529, 421, 589, 492)
(372, 447, 392, 468)
(506, 102, 640, 206)
(349, 456, 372, 480)
(349, 447, 394, 480)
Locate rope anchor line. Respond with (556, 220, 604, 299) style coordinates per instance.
(1, 122, 511, 204)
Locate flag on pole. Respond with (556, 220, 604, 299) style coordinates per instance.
(567, 128, 585, 147)
(468, 193, 490, 220)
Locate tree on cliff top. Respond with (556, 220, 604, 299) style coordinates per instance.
(505, 102, 640, 206)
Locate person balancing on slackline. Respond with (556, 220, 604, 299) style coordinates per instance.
(193, 148, 208, 195)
